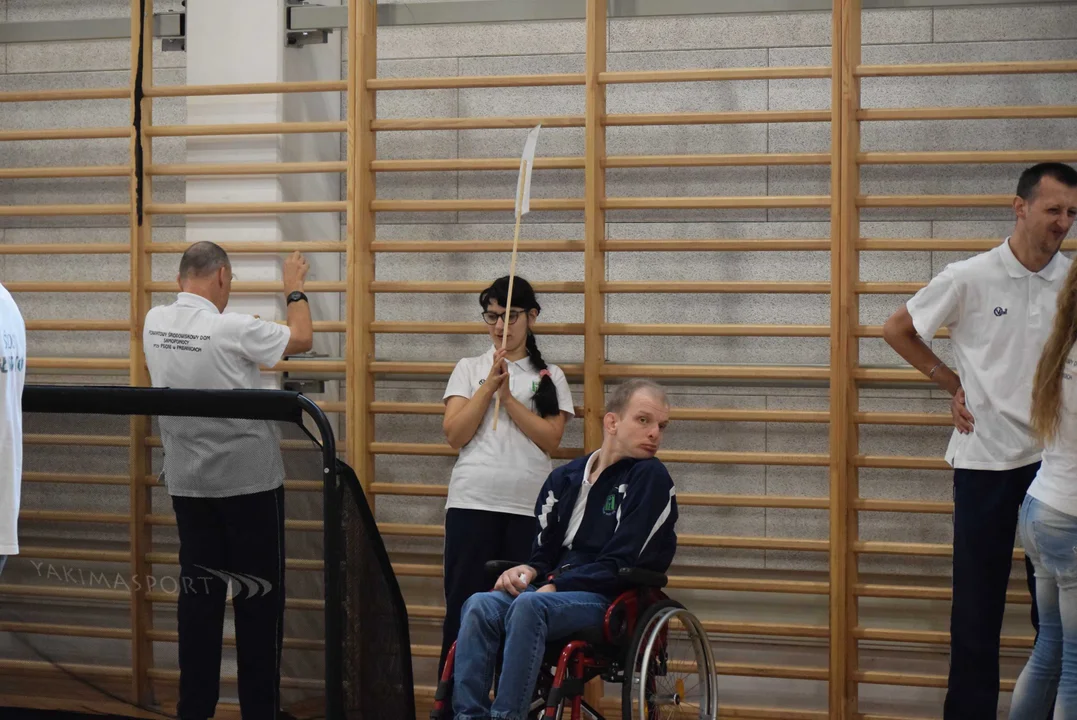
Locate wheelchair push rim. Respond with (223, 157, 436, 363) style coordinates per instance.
(625, 605, 718, 720)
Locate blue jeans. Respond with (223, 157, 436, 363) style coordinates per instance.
(452, 587, 610, 720)
(1011, 495, 1077, 719)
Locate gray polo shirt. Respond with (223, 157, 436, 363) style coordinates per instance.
(143, 293, 292, 498)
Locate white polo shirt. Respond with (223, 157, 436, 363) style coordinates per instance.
(444, 346, 575, 517)
(907, 238, 1070, 471)
(143, 292, 291, 498)
(1028, 344, 1077, 517)
(0, 283, 26, 556)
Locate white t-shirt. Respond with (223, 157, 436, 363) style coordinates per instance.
(1028, 344, 1077, 517)
(0, 283, 26, 556)
(444, 346, 575, 517)
(143, 292, 292, 498)
(906, 238, 1070, 471)
(564, 450, 600, 549)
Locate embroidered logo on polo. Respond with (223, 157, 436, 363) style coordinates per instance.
(531, 380, 540, 392)
(994, 307, 1008, 317)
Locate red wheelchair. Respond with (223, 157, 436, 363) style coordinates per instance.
(431, 562, 718, 720)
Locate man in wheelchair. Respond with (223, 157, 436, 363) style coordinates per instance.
(444, 378, 678, 720)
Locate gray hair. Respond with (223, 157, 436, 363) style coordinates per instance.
(179, 241, 230, 280)
(606, 379, 669, 416)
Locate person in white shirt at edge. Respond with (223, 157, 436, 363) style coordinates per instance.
(0, 282, 26, 578)
(1012, 226, 1077, 715)
(883, 162, 1077, 720)
(437, 275, 576, 678)
(142, 241, 313, 720)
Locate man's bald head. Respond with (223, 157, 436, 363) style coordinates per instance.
(179, 242, 231, 281)
(177, 242, 232, 312)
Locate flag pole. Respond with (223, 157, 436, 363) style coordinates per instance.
(493, 125, 541, 430)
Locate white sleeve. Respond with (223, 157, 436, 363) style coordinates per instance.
(551, 365, 575, 417)
(443, 359, 474, 401)
(230, 314, 292, 368)
(906, 265, 962, 341)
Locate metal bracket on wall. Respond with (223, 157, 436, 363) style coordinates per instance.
(286, 1, 333, 48)
(282, 350, 331, 394)
(161, 10, 187, 53)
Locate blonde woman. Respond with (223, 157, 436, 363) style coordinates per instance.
(1010, 179, 1077, 718)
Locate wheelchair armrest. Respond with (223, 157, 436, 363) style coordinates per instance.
(618, 567, 668, 588)
(484, 560, 522, 583)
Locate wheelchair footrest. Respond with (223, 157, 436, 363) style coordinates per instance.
(547, 678, 586, 708)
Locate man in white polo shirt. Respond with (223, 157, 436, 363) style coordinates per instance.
(883, 162, 1077, 719)
(143, 241, 313, 720)
(0, 281, 26, 578)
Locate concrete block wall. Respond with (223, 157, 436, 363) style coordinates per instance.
(0, 0, 185, 583)
(3, 0, 1077, 715)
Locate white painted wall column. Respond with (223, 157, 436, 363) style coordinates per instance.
(186, 0, 288, 392)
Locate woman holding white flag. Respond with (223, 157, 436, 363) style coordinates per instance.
(437, 275, 575, 677)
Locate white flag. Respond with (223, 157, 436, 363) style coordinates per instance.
(515, 124, 542, 217)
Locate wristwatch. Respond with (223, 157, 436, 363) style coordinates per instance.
(286, 291, 308, 305)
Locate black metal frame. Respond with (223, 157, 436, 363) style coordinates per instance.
(21, 384, 345, 719)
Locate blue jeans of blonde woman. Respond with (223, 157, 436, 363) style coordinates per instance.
(1011, 495, 1077, 719)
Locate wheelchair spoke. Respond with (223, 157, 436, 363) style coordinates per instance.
(645, 610, 714, 719)
(675, 677, 700, 697)
(668, 701, 703, 719)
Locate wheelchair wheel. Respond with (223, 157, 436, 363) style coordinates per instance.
(622, 600, 718, 719)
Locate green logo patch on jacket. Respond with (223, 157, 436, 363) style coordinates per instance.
(602, 493, 617, 515)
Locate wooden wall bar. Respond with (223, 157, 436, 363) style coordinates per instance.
(1, 0, 1075, 717)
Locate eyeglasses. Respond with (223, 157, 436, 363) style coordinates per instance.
(481, 310, 524, 326)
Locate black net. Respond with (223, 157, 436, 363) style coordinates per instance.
(0, 385, 414, 720)
(336, 461, 415, 720)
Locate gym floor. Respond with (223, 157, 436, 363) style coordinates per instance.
(0, 710, 137, 719)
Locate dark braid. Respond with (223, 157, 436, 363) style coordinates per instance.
(479, 275, 561, 418)
(525, 330, 560, 418)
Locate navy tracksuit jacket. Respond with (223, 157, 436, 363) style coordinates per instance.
(526, 453, 678, 597)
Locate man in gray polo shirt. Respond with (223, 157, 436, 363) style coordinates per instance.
(144, 241, 312, 720)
